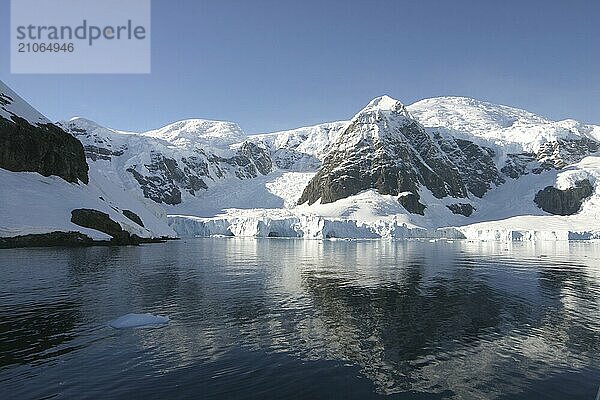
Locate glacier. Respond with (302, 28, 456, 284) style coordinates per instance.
(168, 155, 600, 242)
(168, 211, 467, 240)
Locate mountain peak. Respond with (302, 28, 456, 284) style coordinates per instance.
(67, 116, 103, 127)
(362, 95, 406, 113)
(142, 118, 246, 156)
(144, 119, 245, 139)
(354, 95, 414, 127)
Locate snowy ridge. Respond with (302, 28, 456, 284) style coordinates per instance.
(59, 117, 273, 208)
(167, 121, 600, 242)
(340, 95, 415, 147)
(143, 119, 246, 157)
(0, 81, 50, 125)
(362, 95, 409, 114)
(250, 121, 347, 171)
(408, 96, 600, 153)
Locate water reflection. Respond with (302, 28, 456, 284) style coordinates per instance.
(0, 240, 598, 399)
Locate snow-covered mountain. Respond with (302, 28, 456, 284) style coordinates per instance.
(297, 95, 509, 216)
(3, 77, 599, 243)
(0, 80, 175, 245)
(167, 96, 600, 240)
(144, 119, 246, 156)
(408, 96, 600, 152)
(59, 117, 273, 207)
(57, 117, 351, 216)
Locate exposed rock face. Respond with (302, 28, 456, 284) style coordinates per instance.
(127, 152, 190, 205)
(123, 210, 144, 227)
(0, 231, 95, 249)
(534, 179, 594, 215)
(501, 153, 538, 179)
(398, 193, 426, 215)
(0, 116, 89, 184)
(536, 138, 599, 169)
(83, 144, 124, 161)
(502, 139, 599, 180)
(434, 134, 504, 198)
(298, 96, 470, 210)
(218, 141, 273, 179)
(71, 208, 141, 244)
(447, 203, 475, 217)
(127, 167, 183, 205)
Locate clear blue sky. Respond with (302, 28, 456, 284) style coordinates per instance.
(1, 0, 599, 133)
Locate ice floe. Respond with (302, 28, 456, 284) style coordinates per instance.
(109, 313, 170, 329)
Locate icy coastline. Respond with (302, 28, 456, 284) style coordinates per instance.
(168, 213, 465, 240)
(168, 212, 600, 242)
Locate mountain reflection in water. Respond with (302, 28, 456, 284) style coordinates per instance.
(0, 240, 598, 399)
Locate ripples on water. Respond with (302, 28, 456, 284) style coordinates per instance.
(0, 240, 599, 399)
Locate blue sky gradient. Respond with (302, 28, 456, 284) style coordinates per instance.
(1, 0, 599, 133)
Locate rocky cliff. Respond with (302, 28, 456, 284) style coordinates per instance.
(0, 81, 88, 184)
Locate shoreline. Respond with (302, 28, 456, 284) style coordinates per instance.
(0, 231, 177, 250)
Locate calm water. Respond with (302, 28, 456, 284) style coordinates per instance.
(0, 239, 599, 399)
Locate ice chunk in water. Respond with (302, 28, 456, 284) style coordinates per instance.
(109, 313, 170, 329)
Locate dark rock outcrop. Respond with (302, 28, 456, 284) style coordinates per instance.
(534, 179, 594, 215)
(501, 153, 538, 179)
(0, 116, 89, 183)
(71, 208, 142, 245)
(536, 138, 599, 169)
(128, 166, 183, 205)
(82, 144, 124, 161)
(502, 139, 599, 180)
(447, 203, 475, 217)
(229, 141, 273, 178)
(122, 210, 144, 227)
(127, 152, 187, 205)
(399, 193, 426, 215)
(0, 231, 95, 249)
(435, 134, 504, 197)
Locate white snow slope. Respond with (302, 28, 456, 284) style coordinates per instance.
(0, 168, 175, 239)
(0, 81, 176, 240)
(407, 96, 600, 154)
(0, 81, 50, 125)
(143, 119, 246, 157)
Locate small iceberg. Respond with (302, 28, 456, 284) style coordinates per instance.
(109, 313, 170, 329)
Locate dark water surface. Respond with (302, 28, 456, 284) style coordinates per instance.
(0, 239, 599, 399)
